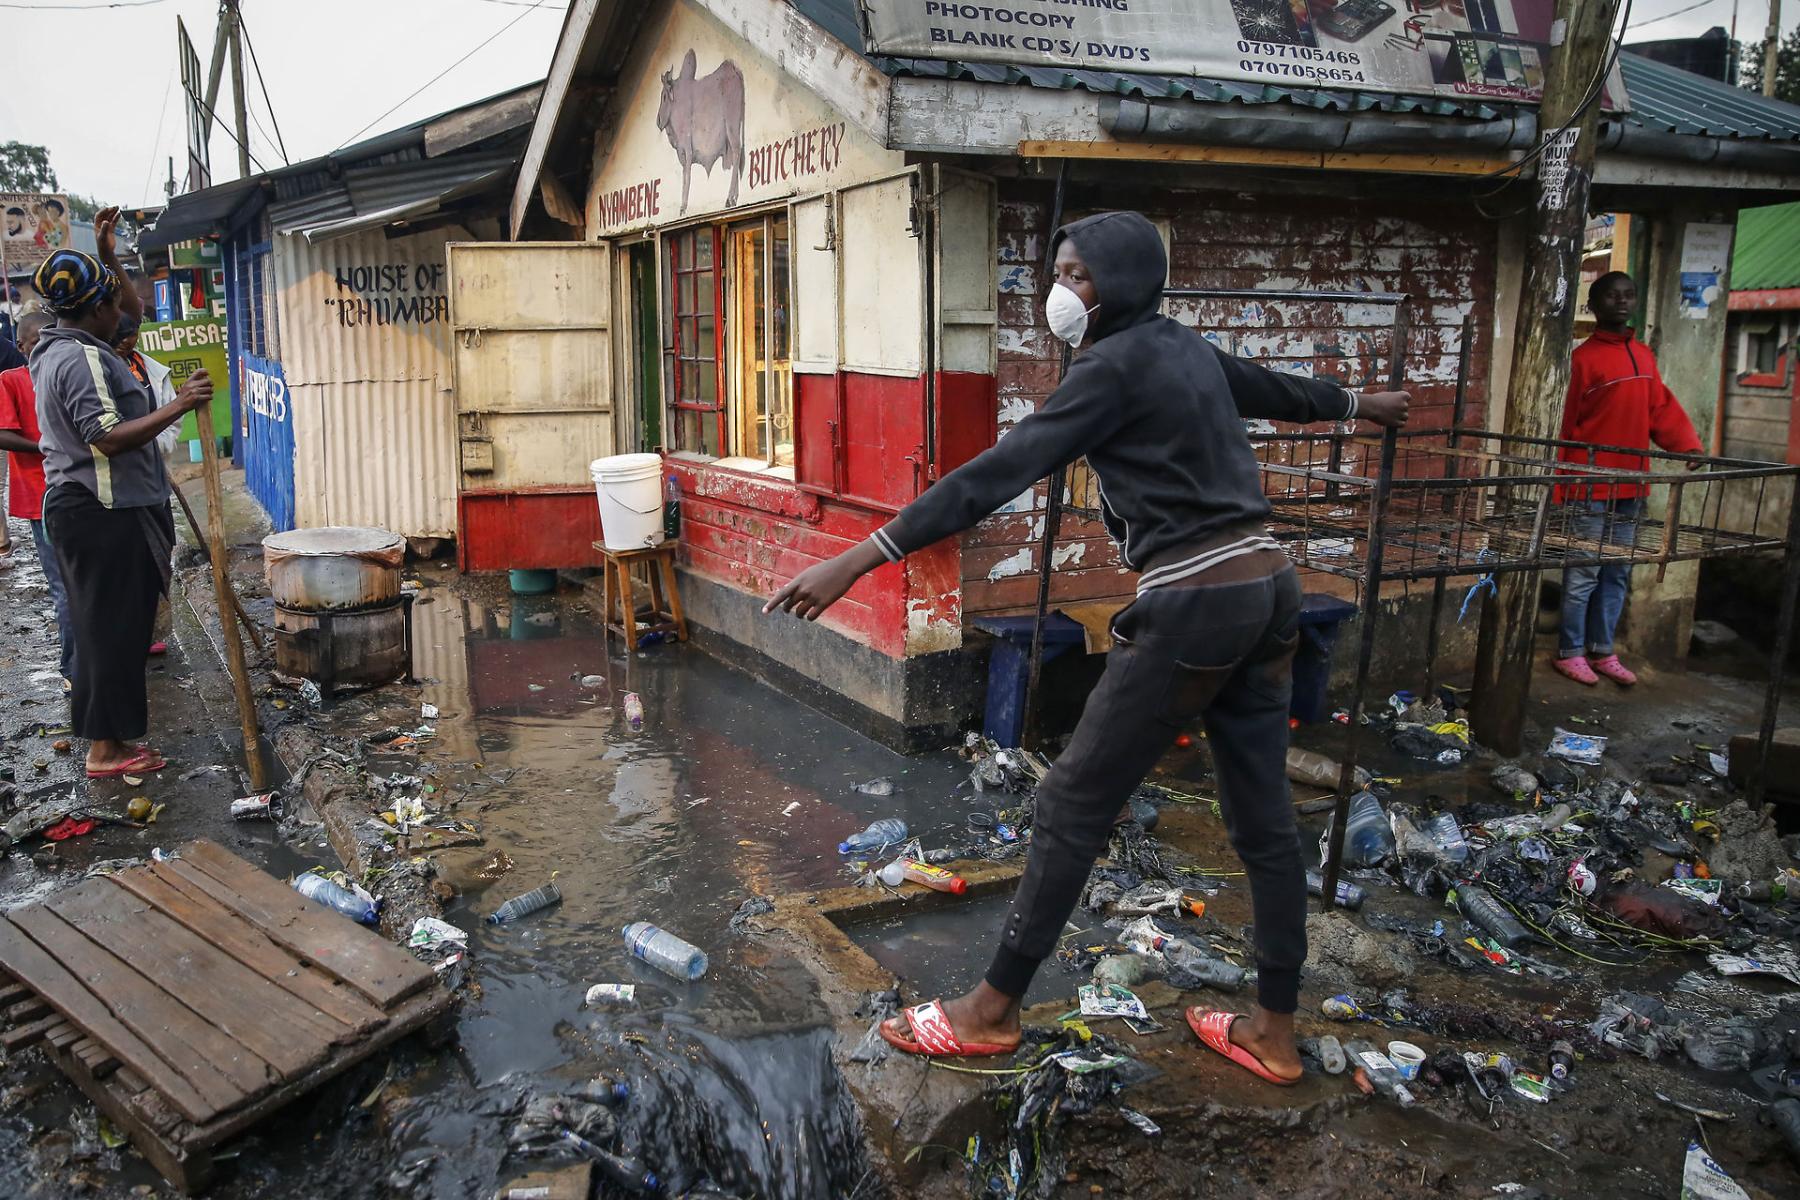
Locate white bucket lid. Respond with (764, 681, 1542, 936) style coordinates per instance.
(590, 453, 665, 481)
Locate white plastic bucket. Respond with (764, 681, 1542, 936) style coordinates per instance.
(590, 454, 666, 550)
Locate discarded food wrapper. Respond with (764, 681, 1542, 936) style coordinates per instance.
(1118, 1107, 1161, 1137)
(781, 801, 800, 817)
(408, 916, 469, 950)
(1707, 751, 1729, 778)
(1663, 877, 1723, 907)
(420, 702, 439, 720)
(580, 674, 606, 689)
(230, 791, 280, 821)
(1077, 983, 1148, 1020)
(1680, 1141, 1751, 1200)
(585, 983, 637, 1007)
(1510, 1071, 1552, 1103)
(1321, 994, 1366, 1021)
(853, 777, 895, 796)
(299, 679, 323, 707)
(1048, 1049, 1129, 1073)
(1547, 727, 1606, 765)
(1707, 946, 1800, 987)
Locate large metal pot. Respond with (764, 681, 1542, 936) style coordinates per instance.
(262, 526, 411, 693)
(263, 526, 405, 611)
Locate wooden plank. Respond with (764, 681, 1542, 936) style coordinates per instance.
(48, 1022, 82, 1049)
(45, 1038, 211, 1196)
(7, 996, 51, 1023)
(1, 909, 265, 1122)
(74, 1038, 120, 1078)
(2, 1013, 63, 1051)
(0, 983, 30, 1005)
(164, 841, 432, 1008)
(113, 869, 389, 1036)
(48, 880, 348, 1077)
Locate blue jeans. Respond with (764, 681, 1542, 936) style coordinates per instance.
(1559, 498, 1642, 659)
(30, 518, 78, 680)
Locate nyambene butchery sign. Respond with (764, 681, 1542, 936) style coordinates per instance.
(858, 0, 1623, 106)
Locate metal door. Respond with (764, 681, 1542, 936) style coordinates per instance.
(449, 241, 615, 571)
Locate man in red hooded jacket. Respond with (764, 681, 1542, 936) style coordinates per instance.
(1553, 271, 1703, 687)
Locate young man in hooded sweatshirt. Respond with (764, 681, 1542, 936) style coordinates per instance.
(766, 211, 1409, 1083)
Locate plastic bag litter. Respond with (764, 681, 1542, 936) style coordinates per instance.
(408, 917, 468, 950)
(1118, 1108, 1161, 1136)
(1707, 946, 1800, 987)
(1664, 878, 1725, 907)
(1112, 883, 1183, 915)
(1679, 1141, 1751, 1200)
(1547, 728, 1607, 765)
(1683, 1017, 1769, 1072)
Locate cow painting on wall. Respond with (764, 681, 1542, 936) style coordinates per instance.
(656, 49, 746, 214)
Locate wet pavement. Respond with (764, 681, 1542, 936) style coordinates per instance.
(5, 498, 1800, 1197)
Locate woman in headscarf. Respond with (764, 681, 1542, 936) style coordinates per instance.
(29, 208, 211, 778)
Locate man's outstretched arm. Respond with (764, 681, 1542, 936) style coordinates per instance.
(1214, 344, 1410, 429)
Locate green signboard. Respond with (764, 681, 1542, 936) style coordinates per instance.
(138, 316, 230, 440)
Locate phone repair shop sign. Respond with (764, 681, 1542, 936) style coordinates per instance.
(857, 0, 1629, 106)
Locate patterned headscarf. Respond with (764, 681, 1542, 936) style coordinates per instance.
(33, 249, 118, 316)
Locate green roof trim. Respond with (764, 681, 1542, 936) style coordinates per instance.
(1732, 201, 1800, 292)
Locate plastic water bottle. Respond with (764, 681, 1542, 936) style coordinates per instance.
(293, 873, 379, 925)
(839, 818, 908, 855)
(1305, 869, 1367, 909)
(623, 921, 708, 981)
(1163, 941, 1248, 992)
(877, 858, 968, 894)
(489, 881, 563, 924)
(1421, 811, 1470, 863)
(1323, 791, 1395, 868)
(559, 1129, 659, 1193)
(1344, 1039, 1416, 1107)
(1454, 883, 1531, 948)
(576, 1075, 631, 1105)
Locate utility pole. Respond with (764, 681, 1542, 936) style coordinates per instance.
(1764, 0, 1783, 97)
(226, 1, 251, 178)
(1469, 0, 1624, 755)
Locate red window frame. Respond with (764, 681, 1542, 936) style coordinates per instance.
(666, 226, 725, 456)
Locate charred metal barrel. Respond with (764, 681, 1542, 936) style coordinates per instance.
(262, 527, 412, 696)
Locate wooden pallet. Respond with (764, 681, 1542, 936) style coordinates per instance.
(0, 839, 452, 1193)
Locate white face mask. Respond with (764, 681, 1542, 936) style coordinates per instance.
(1045, 282, 1097, 346)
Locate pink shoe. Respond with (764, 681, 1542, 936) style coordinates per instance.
(147, 641, 167, 655)
(1591, 654, 1636, 686)
(1553, 655, 1599, 685)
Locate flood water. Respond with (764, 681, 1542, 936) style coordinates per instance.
(327, 580, 990, 1198)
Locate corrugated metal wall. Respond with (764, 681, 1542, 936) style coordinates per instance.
(274, 227, 459, 536)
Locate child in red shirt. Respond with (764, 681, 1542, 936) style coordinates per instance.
(0, 311, 77, 683)
(1553, 272, 1703, 687)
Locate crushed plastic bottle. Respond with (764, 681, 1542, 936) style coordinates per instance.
(1285, 747, 1372, 791)
(839, 818, 908, 855)
(1163, 941, 1248, 992)
(1454, 883, 1532, 949)
(1344, 1039, 1415, 1106)
(877, 857, 967, 894)
(575, 1075, 631, 1105)
(623, 921, 708, 981)
(1420, 811, 1469, 864)
(1322, 790, 1396, 868)
(1305, 869, 1367, 909)
(559, 1129, 659, 1194)
(622, 692, 644, 730)
(1549, 1040, 1575, 1081)
(293, 873, 379, 925)
(489, 881, 563, 924)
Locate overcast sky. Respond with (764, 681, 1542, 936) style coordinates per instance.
(2, 0, 1796, 210)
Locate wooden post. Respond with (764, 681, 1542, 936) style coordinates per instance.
(195, 402, 267, 790)
(1468, 0, 1622, 756)
(1762, 0, 1782, 98)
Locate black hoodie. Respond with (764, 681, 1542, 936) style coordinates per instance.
(872, 210, 1356, 573)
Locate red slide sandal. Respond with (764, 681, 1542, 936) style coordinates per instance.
(879, 1000, 1021, 1059)
(1187, 1008, 1299, 1086)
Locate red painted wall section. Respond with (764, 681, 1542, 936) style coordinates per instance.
(458, 489, 606, 572)
(963, 181, 1498, 616)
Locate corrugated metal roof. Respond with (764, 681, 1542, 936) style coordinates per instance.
(267, 150, 518, 241)
(1731, 201, 1800, 291)
(787, 0, 1800, 141)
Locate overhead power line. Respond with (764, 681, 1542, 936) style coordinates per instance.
(333, 0, 550, 151)
(1628, 0, 1727, 29)
(0, 0, 168, 9)
(239, 13, 291, 166)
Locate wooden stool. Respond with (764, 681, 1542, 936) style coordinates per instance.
(593, 541, 689, 649)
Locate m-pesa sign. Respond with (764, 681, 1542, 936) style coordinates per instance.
(857, 0, 1629, 106)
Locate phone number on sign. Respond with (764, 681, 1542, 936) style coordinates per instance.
(1237, 41, 1365, 64)
(1239, 58, 1367, 82)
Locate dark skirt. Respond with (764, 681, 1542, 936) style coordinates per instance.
(42, 483, 173, 743)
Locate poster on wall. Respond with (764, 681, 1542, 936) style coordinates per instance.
(1677, 222, 1732, 320)
(855, 0, 1629, 106)
(1, 193, 72, 273)
(139, 315, 231, 439)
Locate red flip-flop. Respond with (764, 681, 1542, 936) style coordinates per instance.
(86, 751, 167, 779)
(1187, 1009, 1300, 1086)
(879, 1000, 1022, 1059)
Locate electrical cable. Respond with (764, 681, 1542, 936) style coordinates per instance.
(0, 0, 166, 9)
(332, 0, 549, 151)
(188, 86, 268, 175)
(1629, 0, 1725, 28)
(139, 65, 176, 205)
(239, 14, 291, 166)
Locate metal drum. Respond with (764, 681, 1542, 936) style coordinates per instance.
(263, 526, 413, 695)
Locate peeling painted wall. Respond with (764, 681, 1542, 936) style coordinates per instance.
(961, 181, 1499, 617)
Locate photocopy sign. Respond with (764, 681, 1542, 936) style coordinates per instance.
(859, 0, 1623, 105)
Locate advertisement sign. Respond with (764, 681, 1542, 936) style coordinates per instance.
(240, 352, 295, 532)
(2, 193, 72, 274)
(857, 0, 1628, 106)
(139, 315, 230, 439)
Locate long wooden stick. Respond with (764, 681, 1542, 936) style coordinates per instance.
(194, 405, 267, 790)
(168, 475, 263, 651)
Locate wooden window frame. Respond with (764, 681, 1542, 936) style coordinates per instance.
(724, 214, 793, 468)
(665, 225, 725, 458)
